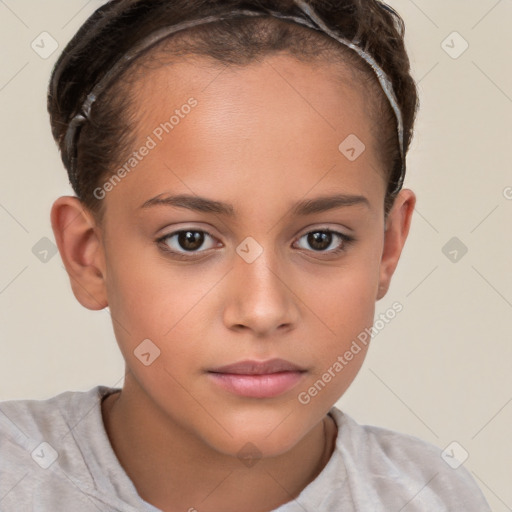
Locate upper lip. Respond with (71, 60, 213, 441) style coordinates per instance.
(208, 358, 306, 375)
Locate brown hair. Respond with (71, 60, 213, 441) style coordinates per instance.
(47, 0, 419, 221)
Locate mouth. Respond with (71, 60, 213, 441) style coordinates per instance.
(207, 358, 307, 398)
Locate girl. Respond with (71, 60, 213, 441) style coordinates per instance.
(0, 1, 491, 510)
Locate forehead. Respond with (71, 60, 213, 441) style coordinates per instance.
(104, 53, 385, 217)
(133, 53, 370, 132)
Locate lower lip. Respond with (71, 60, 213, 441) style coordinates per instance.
(208, 371, 305, 398)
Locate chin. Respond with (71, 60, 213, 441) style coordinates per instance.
(195, 406, 316, 460)
(207, 429, 306, 461)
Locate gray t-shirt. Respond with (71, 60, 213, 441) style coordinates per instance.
(0, 385, 491, 511)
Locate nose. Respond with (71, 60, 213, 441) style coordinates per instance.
(222, 244, 300, 337)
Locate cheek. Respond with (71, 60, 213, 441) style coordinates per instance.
(292, 280, 375, 416)
(292, 243, 381, 400)
(104, 243, 229, 375)
(317, 274, 375, 330)
(104, 253, 210, 406)
(302, 253, 380, 348)
(300, 271, 375, 380)
(103, 240, 179, 344)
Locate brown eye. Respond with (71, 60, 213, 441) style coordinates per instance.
(294, 229, 354, 255)
(307, 231, 333, 251)
(158, 229, 217, 256)
(176, 231, 205, 251)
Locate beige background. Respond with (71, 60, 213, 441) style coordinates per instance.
(0, 0, 511, 509)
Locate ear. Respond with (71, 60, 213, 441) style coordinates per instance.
(50, 196, 108, 310)
(377, 188, 416, 300)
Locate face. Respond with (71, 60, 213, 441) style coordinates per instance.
(90, 54, 393, 456)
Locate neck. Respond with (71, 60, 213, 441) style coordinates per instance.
(101, 374, 337, 512)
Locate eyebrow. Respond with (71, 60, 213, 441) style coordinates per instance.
(139, 192, 370, 216)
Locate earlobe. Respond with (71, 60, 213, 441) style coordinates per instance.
(376, 189, 416, 300)
(50, 196, 108, 310)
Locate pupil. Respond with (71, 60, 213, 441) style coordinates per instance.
(308, 231, 331, 251)
(179, 231, 204, 251)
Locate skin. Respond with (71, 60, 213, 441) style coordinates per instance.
(51, 54, 415, 512)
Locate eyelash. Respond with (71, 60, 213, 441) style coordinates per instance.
(156, 227, 355, 261)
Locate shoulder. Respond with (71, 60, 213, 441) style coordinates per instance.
(0, 385, 115, 450)
(0, 385, 119, 509)
(329, 407, 491, 511)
